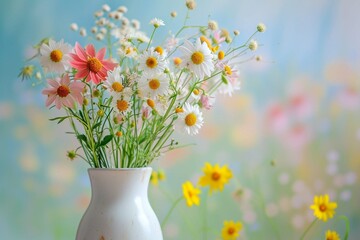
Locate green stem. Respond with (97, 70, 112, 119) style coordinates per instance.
(300, 218, 318, 240)
(146, 28, 157, 50)
(161, 196, 183, 229)
(202, 189, 208, 240)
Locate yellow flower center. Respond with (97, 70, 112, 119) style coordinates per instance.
(116, 99, 129, 112)
(224, 65, 232, 75)
(193, 89, 200, 95)
(147, 99, 155, 108)
(146, 57, 158, 69)
(191, 51, 205, 65)
(148, 79, 160, 90)
(185, 112, 197, 126)
(175, 107, 184, 113)
(112, 82, 124, 92)
(227, 227, 235, 235)
(87, 57, 103, 73)
(50, 49, 63, 62)
(218, 51, 225, 60)
(125, 47, 133, 55)
(116, 131, 123, 137)
(319, 204, 327, 212)
(211, 172, 221, 181)
(173, 57, 182, 66)
(57, 85, 70, 97)
(154, 46, 164, 55)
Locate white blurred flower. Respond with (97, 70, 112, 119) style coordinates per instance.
(150, 18, 165, 28)
(70, 23, 78, 31)
(102, 4, 111, 12)
(326, 163, 338, 176)
(340, 190, 352, 202)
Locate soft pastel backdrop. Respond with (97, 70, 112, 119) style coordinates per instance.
(1, 0, 359, 239)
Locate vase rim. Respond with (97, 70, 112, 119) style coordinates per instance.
(87, 167, 152, 172)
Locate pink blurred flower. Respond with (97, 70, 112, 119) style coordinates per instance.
(42, 74, 85, 109)
(265, 103, 289, 134)
(284, 124, 311, 151)
(213, 30, 226, 45)
(70, 43, 117, 84)
(288, 93, 313, 119)
(336, 87, 360, 110)
(199, 94, 216, 110)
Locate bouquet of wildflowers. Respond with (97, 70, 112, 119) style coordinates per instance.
(20, 2, 265, 168)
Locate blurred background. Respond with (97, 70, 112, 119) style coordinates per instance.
(1, 0, 360, 239)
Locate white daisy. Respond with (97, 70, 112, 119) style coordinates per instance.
(150, 18, 165, 28)
(216, 61, 241, 96)
(111, 91, 132, 115)
(144, 96, 169, 116)
(39, 39, 72, 73)
(179, 39, 214, 79)
(103, 66, 125, 93)
(176, 102, 204, 135)
(138, 73, 169, 98)
(138, 49, 167, 75)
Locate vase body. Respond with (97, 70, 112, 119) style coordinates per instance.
(76, 167, 163, 240)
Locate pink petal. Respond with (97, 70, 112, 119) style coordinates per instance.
(102, 60, 117, 71)
(60, 75, 70, 85)
(96, 48, 106, 60)
(42, 89, 57, 95)
(86, 44, 96, 57)
(75, 42, 88, 61)
(45, 94, 57, 107)
(47, 79, 60, 88)
(89, 72, 99, 84)
(70, 59, 88, 69)
(70, 53, 85, 63)
(55, 98, 62, 109)
(75, 69, 89, 80)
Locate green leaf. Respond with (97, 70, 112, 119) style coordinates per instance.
(99, 135, 113, 147)
(92, 122, 101, 130)
(221, 75, 228, 84)
(49, 116, 69, 124)
(77, 134, 87, 143)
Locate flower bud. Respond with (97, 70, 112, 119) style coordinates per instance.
(257, 23, 266, 32)
(208, 20, 218, 30)
(186, 0, 196, 10)
(233, 30, 240, 36)
(79, 28, 87, 37)
(70, 23, 78, 31)
(170, 11, 177, 18)
(249, 40, 258, 51)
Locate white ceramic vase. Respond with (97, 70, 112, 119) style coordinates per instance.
(76, 167, 163, 240)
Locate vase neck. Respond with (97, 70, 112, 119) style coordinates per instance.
(88, 168, 152, 203)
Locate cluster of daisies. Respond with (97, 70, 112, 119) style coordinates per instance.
(21, 2, 265, 168)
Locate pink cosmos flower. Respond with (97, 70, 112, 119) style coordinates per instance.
(42, 74, 85, 109)
(70, 43, 117, 84)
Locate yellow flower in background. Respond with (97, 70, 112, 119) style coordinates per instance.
(199, 162, 232, 192)
(182, 181, 201, 207)
(325, 230, 340, 240)
(310, 194, 337, 221)
(221, 220, 243, 240)
(150, 169, 166, 186)
(150, 171, 159, 186)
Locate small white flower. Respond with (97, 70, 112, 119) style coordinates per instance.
(257, 23, 266, 32)
(138, 73, 169, 98)
(117, 45, 137, 58)
(91, 27, 98, 34)
(170, 11, 177, 18)
(179, 39, 214, 79)
(103, 67, 125, 93)
(96, 33, 104, 41)
(208, 20, 218, 31)
(233, 30, 240, 36)
(102, 4, 111, 12)
(99, 27, 107, 34)
(111, 92, 132, 115)
(79, 28, 87, 37)
(131, 19, 141, 30)
(138, 48, 167, 75)
(215, 61, 241, 96)
(176, 103, 204, 135)
(249, 40, 258, 51)
(39, 39, 72, 74)
(94, 10, 104, 18)
(70, 23, 78, 31)
(117, 6, 128, 13)
(150, 18, 165, 28)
